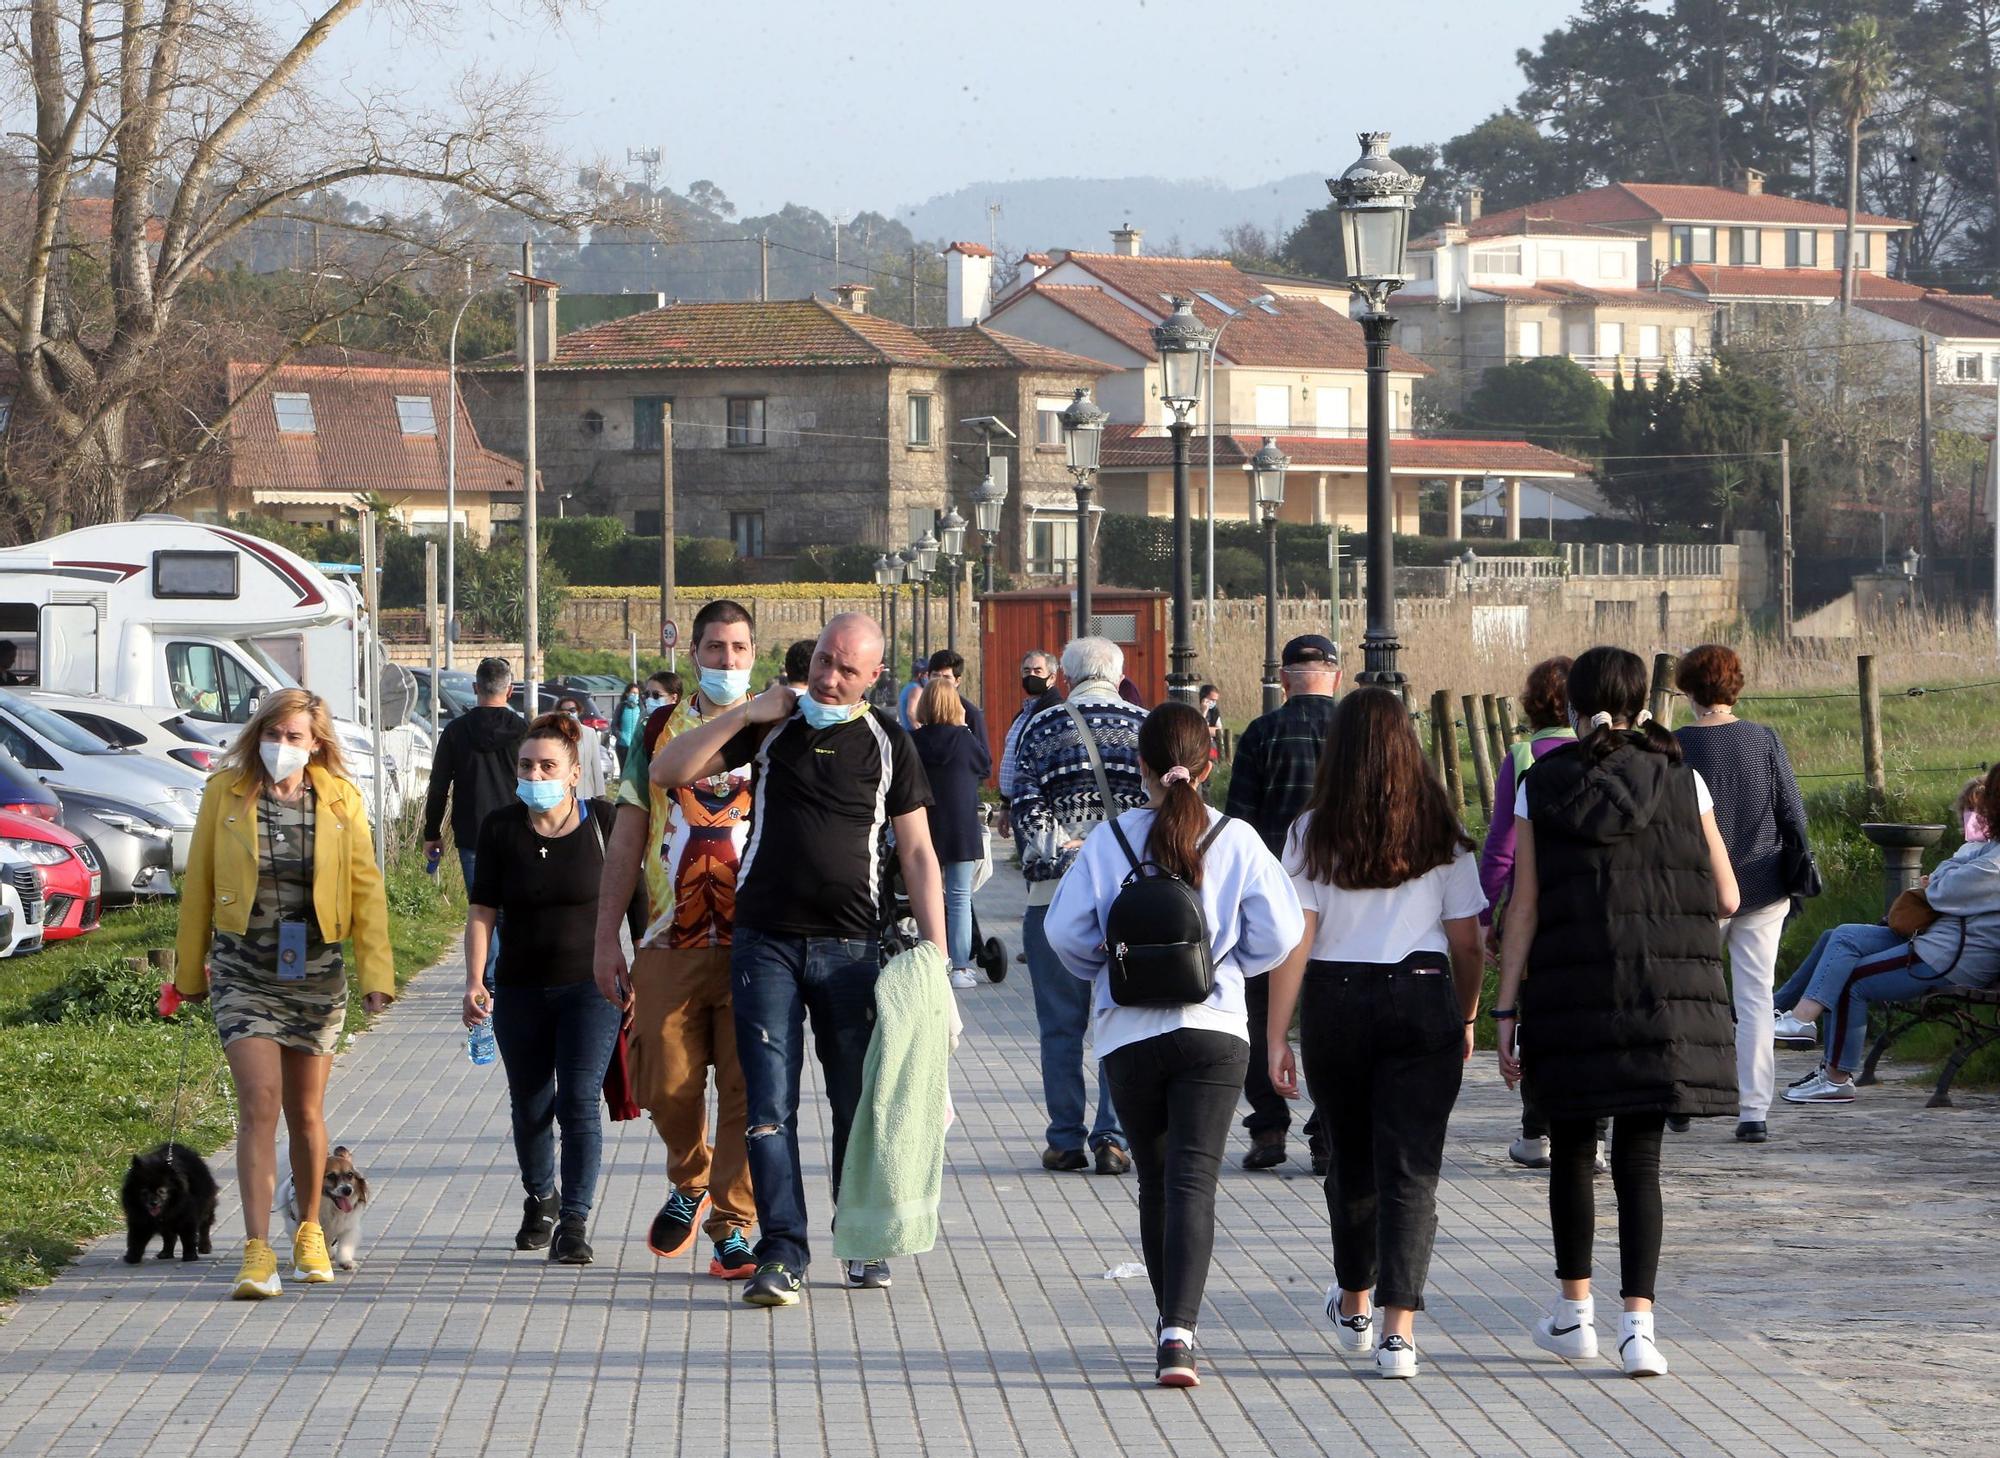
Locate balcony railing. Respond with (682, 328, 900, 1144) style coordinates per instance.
(1564, 543, 1727, 576)
(1564, 352, 1708, 381)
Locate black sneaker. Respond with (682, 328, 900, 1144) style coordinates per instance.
(1243, 1132, 1287, 1170)
(743, 1262, 802, 1307)
(1155, 1337, 1199, 1388)
(515, 1193, 558, 1251)
(646, 1188, 709, 1259)
(1041, 1146, 1089, 1172)
(1094, 1143, 1132, 1176)
(843, 1258, 892, 1290)
(1735, 1120, 1769, 1143)
(549, 1215, 593, 1265)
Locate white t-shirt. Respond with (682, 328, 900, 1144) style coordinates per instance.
(1283, 815, 1487, 964)
(1513, 769, 1713, 821)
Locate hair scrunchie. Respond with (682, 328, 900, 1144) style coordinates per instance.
(1588, 711, 1615, 729)
(1161, 766, 1193, 786)
(1634, 709, 1654, 726)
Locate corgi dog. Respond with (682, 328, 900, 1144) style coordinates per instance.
(276, 1144, 371, 1270)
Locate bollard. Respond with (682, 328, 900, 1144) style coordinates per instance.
(1431, 689, 1463, 812)
(1462, 694, 1495, 817)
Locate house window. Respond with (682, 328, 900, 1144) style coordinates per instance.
(632, 396, 669, 451)
(1785, 229, 1818, 267)
(1599, 249, 1625, 279)
(1314, 386, 1351, 434)
(1470, 245, 1522, 280)
(581, 409, 604, 437)
(1638, 325, 1662, 358)
(1731, 227, 1762, 265)
(730, 511, 766, 557)
(907, 393, 933, 447)
(1517, 321, 1544, 358)
(1669, 226, 1715, 264)
(1412, 253, 1434, 280)
(1956, 352, 1983, 381)
(1193, 291, 1237, 316)
(1673, 326, 1697, 358)
(0, 397, 11, 434)
(1036, 396, 1067, 448)
(1253, 385, 1291, 430)
(634, 509, 662, 536)
(1566, 322, 1591, 357)
(1835, 232, 1872, 270)
(1598, 322, 1626, 357)
(1990, 353, 2000, 380)
(272, 392, 316, 434)
(1028, 516, 1076, 575)
(393, 395, 437, 436)
(725, 397, 766, 447)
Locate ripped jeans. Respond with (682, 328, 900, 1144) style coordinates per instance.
(729, 927, 882, 1273)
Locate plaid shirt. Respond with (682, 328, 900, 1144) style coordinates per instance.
(1224, 692, 1339, 855)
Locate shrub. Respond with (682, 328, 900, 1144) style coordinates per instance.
(792, 542, 883, 582)
(18, 956, 182, 1026)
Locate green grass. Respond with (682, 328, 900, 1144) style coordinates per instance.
(0, 831, 464, 1303)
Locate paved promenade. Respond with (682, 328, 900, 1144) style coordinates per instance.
(0, 874, 1962, 1457)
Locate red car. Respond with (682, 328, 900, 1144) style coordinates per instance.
(0, 808, 100, 940)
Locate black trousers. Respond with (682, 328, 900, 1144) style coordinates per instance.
(1521, 1089, 1606, 1143)
(1102, 1027, 1249, 1330)
(1548, 1112, 1666, 1301)
(1242, 974, 1290, 1136)
(1299, 959, 1465, 1311)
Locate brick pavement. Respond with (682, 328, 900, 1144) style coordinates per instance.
(0, 873, 1942, 1457)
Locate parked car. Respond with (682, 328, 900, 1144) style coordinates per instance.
(55, 787, 175, 908)
(509, 681, 607, 730)
(30, 692, 227, 773)
(0, 690, 200, 870)
(0, 808, 100, 940)
(0, 746, 62, 822)
(407, 668, 477, 729)
(0, 846, 45, 958)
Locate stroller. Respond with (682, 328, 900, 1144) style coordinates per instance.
(880, 856, 1008, 980)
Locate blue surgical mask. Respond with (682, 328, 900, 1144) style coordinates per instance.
(799, 693, 863, 730)
(515, 777, 569, 812)
(645, 693, 668, 712)
(698, 666, 752, 704)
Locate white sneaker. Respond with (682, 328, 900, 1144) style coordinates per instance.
(1375, 1334, 1417, 1379)
(948, 968, 978, 989)
(1592, 1139, 1609, 1176)
(1533, 1296, 1598, 1360)
(1773, 1011, 1818, 1045)
(1508, 1136, 1550, 1168)
(1618, 1312, 1669, 1377)
(1324, 1286, 1373, 1354)
(1782, 1068, 1857, 1104)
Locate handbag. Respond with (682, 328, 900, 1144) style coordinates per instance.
(1780, 824, 1823, 900)
(1887, 888, 1940, 938)
(584, 801, 644, 1123)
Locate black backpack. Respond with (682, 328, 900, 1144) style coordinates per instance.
(1063, 702, 1229, 1008)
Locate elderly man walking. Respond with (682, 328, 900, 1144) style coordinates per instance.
(1010, 637, 1145, 1175)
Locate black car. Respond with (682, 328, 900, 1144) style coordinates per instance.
(0, 745, 62, 821)
(508, 682, 606, 729)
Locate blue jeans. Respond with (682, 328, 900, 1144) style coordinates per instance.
(730, 928, 881, 1273)
(491, 979, 622, 1220)
(459, 849, 500, 987)
(1776, 922, 1946, 1074)
(941, 860, 977, 969)
(1022, 904, 1125, 1154)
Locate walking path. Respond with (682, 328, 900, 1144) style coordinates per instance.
(0, 873, 1974, 1457)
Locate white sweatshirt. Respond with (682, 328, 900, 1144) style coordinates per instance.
(1043, 806, 1305, 1058)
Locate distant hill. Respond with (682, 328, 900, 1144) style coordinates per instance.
(896, 172, 1329, 256)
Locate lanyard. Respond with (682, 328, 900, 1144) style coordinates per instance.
(262, 783, 314, 920)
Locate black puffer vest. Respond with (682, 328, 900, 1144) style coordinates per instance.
(1521, 735, 1736, 1120)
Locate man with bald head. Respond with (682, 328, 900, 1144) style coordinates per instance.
(653, 611, 945, 1308)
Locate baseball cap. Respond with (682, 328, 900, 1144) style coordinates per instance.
(1281, 634, 1340, 667)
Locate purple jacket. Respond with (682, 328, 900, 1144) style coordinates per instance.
(1478, 726, 1576, 924)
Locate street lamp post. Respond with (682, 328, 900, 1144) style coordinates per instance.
(443, 263, 476, 670)
(912, 528, 939, 665)
(1059, 387, 1108, 634)
(1330, 132, 1424, 688)
(973, 470, 1007, 594)
(1152, 298, 1217, 703)
(899, 546, 922, 680)
(875, 553, 903, 687)
(938, 508, 967, 653)
(1248, 437, 1291, 713)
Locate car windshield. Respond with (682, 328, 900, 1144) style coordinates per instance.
(0, 692, 118, 753)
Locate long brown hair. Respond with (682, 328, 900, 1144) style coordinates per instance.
(1138, 702, 1214, 888)
(1296, 686, 1472, 889)
(220, 687, 348, 792)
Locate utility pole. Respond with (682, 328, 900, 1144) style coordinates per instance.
(760, 231, 769, 301)
(359, 510, 386, 867)
(1779, 438, 1793, 641)
(521, 239, 542, 692)
(659, 402, 676, 658)
(1919, 336, 1936, 576)
(910, 245, 920, 324)
(424, 539, 440, 739)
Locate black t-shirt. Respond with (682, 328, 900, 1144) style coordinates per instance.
(721, 705, 932, 939)
(469, 797, 618, 988)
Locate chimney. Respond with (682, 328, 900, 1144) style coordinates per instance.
(943, 241, 994, 327)
(1022, 251, 1052, 282)
(515, 283, 559, 366)
(1464, 187, 1484, 223)
(1736, 167, 1766, 196)
(1110, 224, 1144, 257)
(833, 282, 873, 314)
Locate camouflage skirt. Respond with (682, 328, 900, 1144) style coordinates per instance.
(209, 931, 347, 1056)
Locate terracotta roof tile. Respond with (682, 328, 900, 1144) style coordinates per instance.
(1098, 423, 1588, 475)
(1856, 293, 2000, 340)
(1464, 282, 1713, 312)
(1464, 214, 1635, 242)
(995, 283, 1162, 358)
(945, 241, 994, 257)
(912, 324, 1116, 374)
(468, 299, 957, 372)
(223, 359, 524, 496)
(1475, 181, 1908, 237)
(1660, 264, 1927, 300)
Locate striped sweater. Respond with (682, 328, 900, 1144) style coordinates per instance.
(1009, 682, 1149, 900)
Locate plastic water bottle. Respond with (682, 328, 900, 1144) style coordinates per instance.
(425, 845, 442, 877)
(467, 1018, 497, 1065)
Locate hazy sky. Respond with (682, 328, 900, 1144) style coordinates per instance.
(317, 0, 1582, 216)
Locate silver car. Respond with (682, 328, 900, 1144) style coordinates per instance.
(0, 690, 201, 871)
(56, 787, 176, 907)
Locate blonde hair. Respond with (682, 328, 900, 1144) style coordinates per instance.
(916, 678, 964, 728)
(220, 688, 348, 792)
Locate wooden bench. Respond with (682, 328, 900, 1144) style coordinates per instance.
(1857, 987, 2000, 1108)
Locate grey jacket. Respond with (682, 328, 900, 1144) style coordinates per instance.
(1915, 839, 2000, 988)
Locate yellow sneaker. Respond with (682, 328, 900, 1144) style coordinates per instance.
(291, 1221, 334, 1284)
(232, 1238, 281, 1300)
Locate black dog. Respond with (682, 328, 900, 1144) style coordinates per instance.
(121, 1143, 217, 1264)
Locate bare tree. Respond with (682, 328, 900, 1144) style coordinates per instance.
(0, 0, 635, 537)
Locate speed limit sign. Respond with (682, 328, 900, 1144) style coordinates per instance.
(661, 618, 678, 651)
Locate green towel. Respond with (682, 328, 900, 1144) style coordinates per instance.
(834, 940, 952, 1260)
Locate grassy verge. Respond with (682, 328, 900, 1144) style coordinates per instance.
(0, 823, 464, 1303)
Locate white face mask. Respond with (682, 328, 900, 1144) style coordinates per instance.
(260, 740, 310, 783)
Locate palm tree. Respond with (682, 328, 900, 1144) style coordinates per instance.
(1829, 16, 1895, 315)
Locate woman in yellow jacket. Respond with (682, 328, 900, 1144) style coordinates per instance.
(175, 688, 394, 1300)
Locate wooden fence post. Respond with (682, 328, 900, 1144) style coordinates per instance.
(1462, 693, 1495, 816)
(1480, 692, 1506, 771)
(1858, 653, 1887, 813)
(1648, 651, 1679, 727)
(1495, 694, 1520, 753)
(1431, 689, 1463, 812)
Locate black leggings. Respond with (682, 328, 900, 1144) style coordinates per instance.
(1547, 1113, 1666, 1301)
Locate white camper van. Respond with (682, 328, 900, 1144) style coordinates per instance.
(0, 518, 418, 820)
